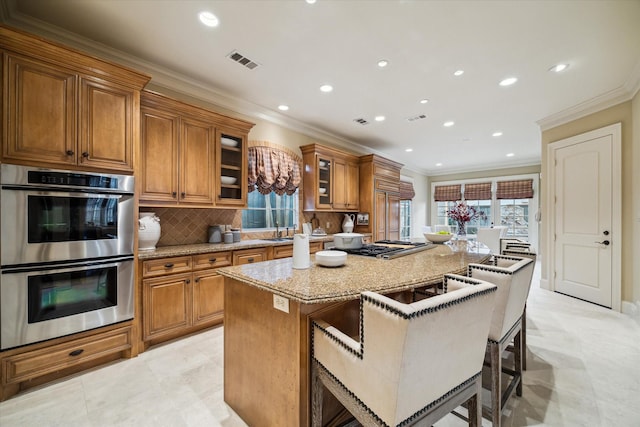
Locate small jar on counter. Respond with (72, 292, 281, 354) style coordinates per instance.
(224, 231, 234, 244)
(231, 228, 241, 243)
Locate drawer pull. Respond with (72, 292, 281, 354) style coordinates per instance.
(66, 150, 74, 156)
(164, 263, 174, 268)
(209, 258, 217, 263)
(248, 257, 254, 263)
(69, 349, 84, 357)
(186, 279, 191, 284)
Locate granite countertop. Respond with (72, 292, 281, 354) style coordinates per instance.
(137, 235, 336, 260)
(216, 241, 491, 304)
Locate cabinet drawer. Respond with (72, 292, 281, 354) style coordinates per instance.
(309, 241, 324, 254)
(272, 244, 293, 259)
(233, 248, 267, 265)
(142, 256, 192, 277)
(193, 251, 232, 270)
(375, 179, 400, 193)
(2, 327, 132, 385)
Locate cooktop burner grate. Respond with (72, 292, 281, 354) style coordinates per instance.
(335, 241, 428, 258)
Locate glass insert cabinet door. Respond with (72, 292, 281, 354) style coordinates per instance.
(317, 156, 332, 209)
(217, 130, 246, 206)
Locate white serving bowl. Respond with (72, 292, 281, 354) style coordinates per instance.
(221, 176, 237, 185)
(424, 232, 453, 243)
(220, 137, 239, 147)
(319, 187, 327, 194)
(315, 250, 347, 267)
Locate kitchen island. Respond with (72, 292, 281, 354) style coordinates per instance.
(217, 241, 490, 427)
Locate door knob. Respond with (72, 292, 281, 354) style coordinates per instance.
(603, 230, 610, 236)
(595, 240, 610, 246)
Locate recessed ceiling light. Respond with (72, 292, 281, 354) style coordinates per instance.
(278, 105, 289, 111)
(499, 77, 518, 86)
(305, 0, 317, 3)
(198, 11, 219, 27)
(375, 115, 385, 122)
(319, 84, 333, 93)
(454, 70, 464, 76)
(549, 63, 569, 73)
(435, 163, 443, 167)
(443, 121, 454, 127)
(377, 59, 389, 68)
(506, 153, 515, 157)
(420, 99, 429, 104)
(405, 148, 413, 152)
(492, 131, 503, 137)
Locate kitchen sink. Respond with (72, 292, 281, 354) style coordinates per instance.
(260, 237, 294, 242)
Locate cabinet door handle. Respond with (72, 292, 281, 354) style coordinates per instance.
(172, 192, 177, 198)
(185, 279, 191, 284)
(82, 152, 89, 158)
(247, 257, 254, 263)
(181, 192, 186, 198)
(164, 263, 174, 268)
(66, 150, 74, 156)
(209, 258, 217, 263)
(194, 278, 200, 283)
(69, 349, 84, 357)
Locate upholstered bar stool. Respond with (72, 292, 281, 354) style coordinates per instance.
(467, 255, 535, 427)
(311, 278, 498, 427)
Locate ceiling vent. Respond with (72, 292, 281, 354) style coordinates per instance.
(407, 114, 427, 122)
(227, 50, 260, 70)
(353, 118, 369, 125)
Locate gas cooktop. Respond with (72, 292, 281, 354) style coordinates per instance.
(336, 240, 434, 259)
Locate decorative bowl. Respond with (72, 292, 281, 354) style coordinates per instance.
(220, 137, 239, 147)
(319, 161, 327, 167)
(319, 187, 327, 194)
(221, 176, 237, 185)
(424, 232, 452, 243)
(315, 250, 347, 267)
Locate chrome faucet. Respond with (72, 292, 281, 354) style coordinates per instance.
(275, 220, 280, 238)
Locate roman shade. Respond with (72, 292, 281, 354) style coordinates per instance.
(496, 179, 534, 199)
(463, 182, 492, 200)
(399, 181, 415, 200)
(247, 146, 301, 196)
(433, 184, 462, 202)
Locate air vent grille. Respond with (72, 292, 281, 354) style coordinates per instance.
(353, 118, 369, 125)
(407, 114, 427, 122)
(228, 50, 260, 70)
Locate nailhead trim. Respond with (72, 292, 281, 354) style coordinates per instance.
(468, 256, 532, 278)
(442, 275, 486, 293)
(488, 318, 522, 345)
(313, 359, 481, 427)
(312, 320, 364, 359)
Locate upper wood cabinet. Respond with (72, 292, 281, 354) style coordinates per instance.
(139, 91, 253, 208)
(300, 143, 360, 212)
(1, 26, 150, 173)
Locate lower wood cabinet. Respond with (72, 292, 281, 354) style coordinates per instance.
(271, 241, 324, 259)
(1, 324, 133, 401)
(232, 247, 268, 265)
(141, 252, 232, 345)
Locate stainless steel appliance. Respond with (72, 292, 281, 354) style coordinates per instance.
(1, 164, 135, 350)
(336, 240, 435, 259)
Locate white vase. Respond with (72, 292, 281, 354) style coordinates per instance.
(138, 212, 161, 250)
(342, 213, 355, 233)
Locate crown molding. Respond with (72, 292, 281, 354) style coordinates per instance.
(537, 58, 640, 131)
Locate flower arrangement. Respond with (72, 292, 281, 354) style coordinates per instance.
(446, 202, 486, 235)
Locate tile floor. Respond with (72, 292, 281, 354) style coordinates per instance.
(1, 263, 639, 426)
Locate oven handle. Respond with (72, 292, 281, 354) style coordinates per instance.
(1, 256, 134, 275)
(1, 184, 133, 196)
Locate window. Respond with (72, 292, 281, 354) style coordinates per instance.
(241, 189, 299, 230)
(461, 199, 491, 234)
(499, 199, 529, 239)
(400, 200, 411, 240)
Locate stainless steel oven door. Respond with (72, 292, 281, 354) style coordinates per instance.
(0, 188, 134, 266)
(0, 256, 134, 350)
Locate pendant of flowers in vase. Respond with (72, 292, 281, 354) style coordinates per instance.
(446, 202, 486, 237)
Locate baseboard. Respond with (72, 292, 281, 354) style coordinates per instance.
(539, 278, 550, 290)
(621, 300, 640, 316)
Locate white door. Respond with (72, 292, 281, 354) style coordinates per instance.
(550, 124, 621, 308)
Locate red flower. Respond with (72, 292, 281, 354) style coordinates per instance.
(446, 202, 486, 224)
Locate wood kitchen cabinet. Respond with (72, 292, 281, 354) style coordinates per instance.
(139, 91, 253, 208)
(232, 247, 268, 265)
(1, 26, 150, 173)
(140, 252, 231, 346)
(270, 241, 324, 259)
(300, 143, 359, 212)
(357, 154, 403, 241)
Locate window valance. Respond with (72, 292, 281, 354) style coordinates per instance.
(248, 146, 301, 196)
(433, 184, 462, 202)
(399, 181, 415, 200)
(496, 179, 534, 199)
(463, 182, 492, 200)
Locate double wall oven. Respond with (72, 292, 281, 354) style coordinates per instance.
(1, 164, 135, 350)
